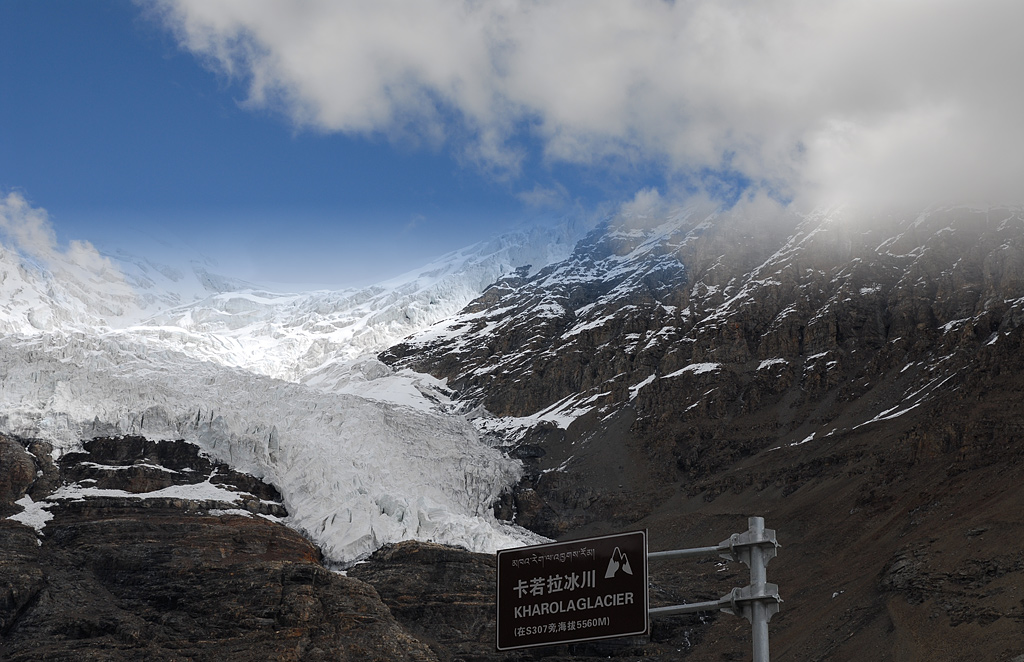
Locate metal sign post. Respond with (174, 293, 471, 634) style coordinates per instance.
(648, 516, 781, 662)
(495, 518, 780, 659)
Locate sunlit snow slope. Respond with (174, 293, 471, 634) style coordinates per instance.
(0, 222, 579, 563)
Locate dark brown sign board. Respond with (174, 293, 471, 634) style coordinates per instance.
(496, 530, 648, 650)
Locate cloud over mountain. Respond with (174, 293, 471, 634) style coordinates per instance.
(0, 192, 134, 300)
(155, 0, 1024, 208)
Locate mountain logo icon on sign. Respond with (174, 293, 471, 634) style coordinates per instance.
(605, 547, 633, 579)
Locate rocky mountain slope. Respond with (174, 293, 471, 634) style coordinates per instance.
(3, 203, 1023, 660)
(383, 204, 1024, 660)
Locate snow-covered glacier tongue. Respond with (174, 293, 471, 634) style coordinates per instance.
(0, 332, 531, 563)
(0, 223, 578, 563)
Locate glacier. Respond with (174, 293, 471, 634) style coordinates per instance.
(0, 220, 582, 564)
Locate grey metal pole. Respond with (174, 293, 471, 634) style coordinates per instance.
(748, 517, 770, 662)
(648, 516, 780, 661)
(648, 598, 726, 617)
(648, 545, 722, 561)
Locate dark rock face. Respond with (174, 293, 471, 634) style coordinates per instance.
(380, 218, 695, 418)
(0, 434, 437, 661)
(382, 206, 1024, 661)
(0, 436, 36, 513)
(350, 541, 499, 662)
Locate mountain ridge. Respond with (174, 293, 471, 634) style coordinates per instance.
(0, 222, 588, 565)
(381, 203, 1024, 660)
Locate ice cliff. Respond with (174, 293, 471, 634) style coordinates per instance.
(0, 222, 578, 563)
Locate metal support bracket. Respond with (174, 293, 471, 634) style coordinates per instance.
(718, 522, 780, 569)
(720, 582, 783, 624)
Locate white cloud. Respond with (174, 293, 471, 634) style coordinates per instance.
(402, 213, 427, 235)
(0, 191, 61, 262)
(517, 182, 570, 210)
(0, 191, 134, 296)
(154, 0, 1024, 207)
(618, 187, 666, 221)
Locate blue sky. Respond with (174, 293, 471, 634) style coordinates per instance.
(0, 2, 585, 286)
(2, 1, 1022, 288)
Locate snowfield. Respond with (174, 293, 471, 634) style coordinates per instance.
(0, 222, 578, 563)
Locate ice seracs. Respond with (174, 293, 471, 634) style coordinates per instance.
(0, 221, 581, 563)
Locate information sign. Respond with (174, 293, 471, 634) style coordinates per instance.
(496, 530, 648, 650)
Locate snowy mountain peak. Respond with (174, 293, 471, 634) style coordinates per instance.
(0, 217, 584, 563)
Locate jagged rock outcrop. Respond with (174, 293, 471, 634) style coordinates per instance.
(383, 207, 1024, 522)
(0, 434, 438, 661)
(384, 207, 1024, 429)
